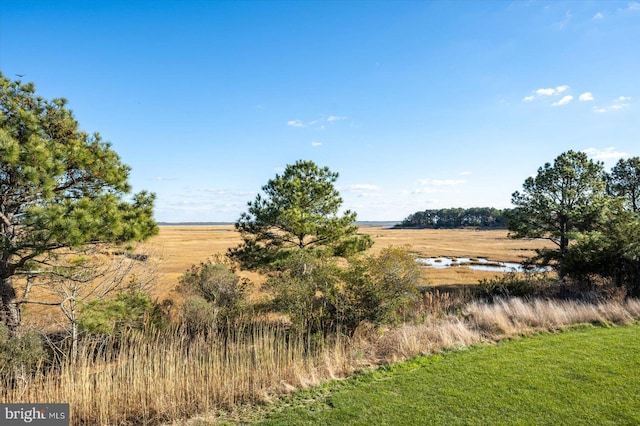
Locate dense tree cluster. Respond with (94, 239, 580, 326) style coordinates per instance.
(508, 150, 640, 294)
(397, 207, 509, 229)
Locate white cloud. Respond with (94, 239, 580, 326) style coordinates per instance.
(627, 2, 640, 11)
(583, 147, 629, 161)
(152, 176, 178, 182)
(343, 184, 381, 191)
(593, 12, 604, 20)
(552, 95, 573, 106)
(460, 171, 473, 176)
(525, 85, 571, 102)
(593, 96, 631, 112)
(536, 88, 556, 96)
(288, 115, 347, 128)
(410, 178, 467, 196)
(579, 92, 594, 101)
(340, 184, 382, 198)
(311, 141, 322, 147)
(327, 115, 347, 122)
(411, 187, 438, 194)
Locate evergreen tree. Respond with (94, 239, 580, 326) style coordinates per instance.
(0, 74, 157, 334)
(229, 160, 372, 270)
(508, 150, 608, 277)
(608, 157, 640, 212)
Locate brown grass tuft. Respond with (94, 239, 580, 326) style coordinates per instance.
(2, 297, 639, 425)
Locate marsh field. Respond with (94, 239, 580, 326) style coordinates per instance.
(20, 224, 552, 332)
(142, 225, 554, 303)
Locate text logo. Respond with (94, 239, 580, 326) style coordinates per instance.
(1, 404, 69, 425)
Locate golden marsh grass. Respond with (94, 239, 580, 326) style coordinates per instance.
(144, 225, 554, 302)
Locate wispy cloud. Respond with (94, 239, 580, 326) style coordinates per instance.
(593, 96, 631, 112)
(417, 179, 467, 187)
(342, 184, 381, 191)
(311, 141, 322, 147)
(151, 176, 178, 182)
(579, 92, 594, 101)
(583, 147, 629, 161)
(523, 85, 570, 102)
(460, 171, 473, 176)
(555, 10, 572, 30)
(552, 95, 573, 106)
(592, 12, 604, 20)
(287, 115, 348, 128)
(536, 88, 557, 96)
(410, 178, 468, 196)
(339, 184, 382, 198)
(627, 2, 640, 11)
(327, 115, 347, 122)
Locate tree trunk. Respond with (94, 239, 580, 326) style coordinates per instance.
(0, 274, 21, 336)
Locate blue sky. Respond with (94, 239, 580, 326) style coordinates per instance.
(1, 1, 639, 222)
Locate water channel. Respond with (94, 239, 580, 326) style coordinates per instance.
(416, 257, 536, 273)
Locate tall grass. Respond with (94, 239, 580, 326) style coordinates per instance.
(1, 325, 355, 425)
(2, 297, 640, 425)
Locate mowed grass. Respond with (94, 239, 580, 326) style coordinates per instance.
(256, 324, 640, 425)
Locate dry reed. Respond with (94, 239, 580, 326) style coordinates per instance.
(2, 297, 639, 426)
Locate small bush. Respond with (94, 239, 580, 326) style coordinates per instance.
(78, 288, 166, 335)
(338, 247, 421, 332)
(266, 251, 340, 334)
(267, 247, 422, 335)
(0, 324, 45, 382)
(178, 258, 249, 333)
(181, 296, 218, 335)
(477, 271, 555, 300)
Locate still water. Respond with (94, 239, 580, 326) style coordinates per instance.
(416, 257, 536, 273)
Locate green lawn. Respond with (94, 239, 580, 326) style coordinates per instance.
(257, 324, 640, 425)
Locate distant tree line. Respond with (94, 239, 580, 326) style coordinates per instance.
(396, 207, 509, 229)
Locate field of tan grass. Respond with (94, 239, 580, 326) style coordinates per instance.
(143, 225, 553, 303)
(17, 225, 553, 329)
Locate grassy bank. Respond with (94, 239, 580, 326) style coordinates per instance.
(241, 324, 640, 425)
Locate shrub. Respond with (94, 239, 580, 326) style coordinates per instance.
(477, 271, 555, 300)
(265, 251, 340, 334)
(267, 247, 422, 335)
(181, 296, 219, 335)
(0, 324, 45, 382)
(178, 258, 249, 333)
(78, 288, 166, 335)
(338, 247, 421, 332)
